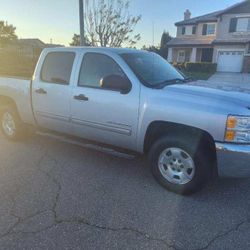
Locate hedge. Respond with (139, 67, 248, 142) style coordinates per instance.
(185, 62, 217, 73)
(172, 62, 217, 73)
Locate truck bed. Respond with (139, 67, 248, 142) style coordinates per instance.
(0, 77, 35, 125)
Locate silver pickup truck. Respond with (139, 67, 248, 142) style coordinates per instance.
(0, 47, 250, 194)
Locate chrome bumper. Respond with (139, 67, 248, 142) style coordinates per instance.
(216, 142, 250, 178)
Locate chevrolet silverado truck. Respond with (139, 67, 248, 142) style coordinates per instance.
(0, 47, 250, 194)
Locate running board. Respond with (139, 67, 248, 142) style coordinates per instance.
(36, 131, 136, 159)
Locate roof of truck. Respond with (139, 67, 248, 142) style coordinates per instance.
(44, 46, 145, 55)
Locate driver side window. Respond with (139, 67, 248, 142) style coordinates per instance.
(78, 53, 125, 88)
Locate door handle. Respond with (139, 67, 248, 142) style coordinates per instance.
(74, 94, 89, 101)
(35, 88, 47, 94)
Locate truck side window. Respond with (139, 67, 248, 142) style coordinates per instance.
(78, 53, 125, 88)
(41, 52, 75, 85)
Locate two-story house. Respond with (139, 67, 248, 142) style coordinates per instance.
(167, 0, 250, 73)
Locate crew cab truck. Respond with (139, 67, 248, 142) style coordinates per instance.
(0, 47, 250, 194)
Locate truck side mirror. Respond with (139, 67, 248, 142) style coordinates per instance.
(100, 75, 132, 94)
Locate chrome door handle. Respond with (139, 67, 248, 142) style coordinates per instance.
(35, 88, 47, 94)
(74, 94, 89, 101)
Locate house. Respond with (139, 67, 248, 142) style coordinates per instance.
(3, 39, 46, 58)
(167, 0, 250, 73)
(1, 39, 64, 59)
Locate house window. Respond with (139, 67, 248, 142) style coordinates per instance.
(236, 18, 250, 32)
(192, 26, 197, 35)
(202, 23, 216, 35)
(207, 24, 216, 35)
(182, 27, 186, 35)
(182, 26, 195, 35)
(186, 26, 193, 35)
(230, 18, 250, 32)
(177, 51, 185, 63)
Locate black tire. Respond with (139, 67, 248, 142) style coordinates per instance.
(148, 135, 212, 195)
(0, 105, 25, 140)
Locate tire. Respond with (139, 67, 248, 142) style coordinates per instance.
(0, 106, 25, 140)
(148, 135, 212, 195)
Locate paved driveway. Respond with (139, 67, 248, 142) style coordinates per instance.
(208, 73, 250, 90)
(0, 132, 250, 249)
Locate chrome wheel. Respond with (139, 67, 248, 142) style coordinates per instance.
(158, 147, 195, 185)
(2, 112, 16, 137)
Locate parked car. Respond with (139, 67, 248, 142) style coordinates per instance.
(0, 47, 250, 194)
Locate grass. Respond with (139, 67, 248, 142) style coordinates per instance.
(0, 52, 38, 79)
(181, 70, 215, 81)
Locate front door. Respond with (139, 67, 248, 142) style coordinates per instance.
(201, 48, 213, 62)
(71, 52, 140, 150)
(32, 51, 76, 133)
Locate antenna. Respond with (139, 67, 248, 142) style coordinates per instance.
(152, 21, 155, 46)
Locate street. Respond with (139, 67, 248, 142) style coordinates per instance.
(0, 132, 250, 250)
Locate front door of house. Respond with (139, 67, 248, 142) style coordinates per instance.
(201, 48, 213, 62)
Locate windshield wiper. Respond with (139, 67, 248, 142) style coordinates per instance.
(154, 78, 186, 88)
(154, 77, 194, 89)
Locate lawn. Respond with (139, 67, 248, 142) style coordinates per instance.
(181, 70, 214, 81)
(0, 52, 37, 79)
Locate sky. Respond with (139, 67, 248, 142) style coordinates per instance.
(0, 0, 242, 48)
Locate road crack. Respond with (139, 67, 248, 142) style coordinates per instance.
(0, 152, 179, 249)
(197, 218, 250, 250)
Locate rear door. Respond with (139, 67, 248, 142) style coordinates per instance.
(32, 51, 76, 133)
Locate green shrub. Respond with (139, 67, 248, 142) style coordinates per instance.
(185, 62, 217, 73)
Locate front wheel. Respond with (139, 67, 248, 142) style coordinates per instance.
(149, 136, 211, 195)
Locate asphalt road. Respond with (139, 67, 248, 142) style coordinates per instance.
(0, 132, 250, 250)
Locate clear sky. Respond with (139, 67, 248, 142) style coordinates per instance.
(0, 0, 242, 48)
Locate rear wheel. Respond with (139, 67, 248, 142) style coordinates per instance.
(0, 106, 24, 140)
(149, 135, 212, 195)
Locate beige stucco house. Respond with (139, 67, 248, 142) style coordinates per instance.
(167, 0, 250, 73)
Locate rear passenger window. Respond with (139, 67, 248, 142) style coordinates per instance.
(78, 53, 125, 88)
(41, 52, 75, 84)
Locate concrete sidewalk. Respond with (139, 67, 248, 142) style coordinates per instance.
(208, 73, 250, 89)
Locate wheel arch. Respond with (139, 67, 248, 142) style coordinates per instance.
(144, 120, 218, 176)
(0, 95, 18, 111)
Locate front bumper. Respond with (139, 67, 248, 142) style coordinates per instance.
(216, 142, 250, 178)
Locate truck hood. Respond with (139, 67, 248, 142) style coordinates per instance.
(164, 80, 250, 114)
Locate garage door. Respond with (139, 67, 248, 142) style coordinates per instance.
(217, 51, 244, 73)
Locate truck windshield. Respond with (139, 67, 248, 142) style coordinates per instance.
(121, 52, 185, 87)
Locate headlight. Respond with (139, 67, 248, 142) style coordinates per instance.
(225, 116, 250, 143)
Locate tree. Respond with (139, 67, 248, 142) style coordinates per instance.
(160, 31, 172, 48)
(70, 34, 91, 46)
(159, 31, 172, 59)
(82, 0, 141, 47)
(0, 21, 17, 47)
(142, 31, 172, 59)
(142, 45, 160, 55)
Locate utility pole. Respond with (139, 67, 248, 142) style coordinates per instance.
(79, 0, 84, 46)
